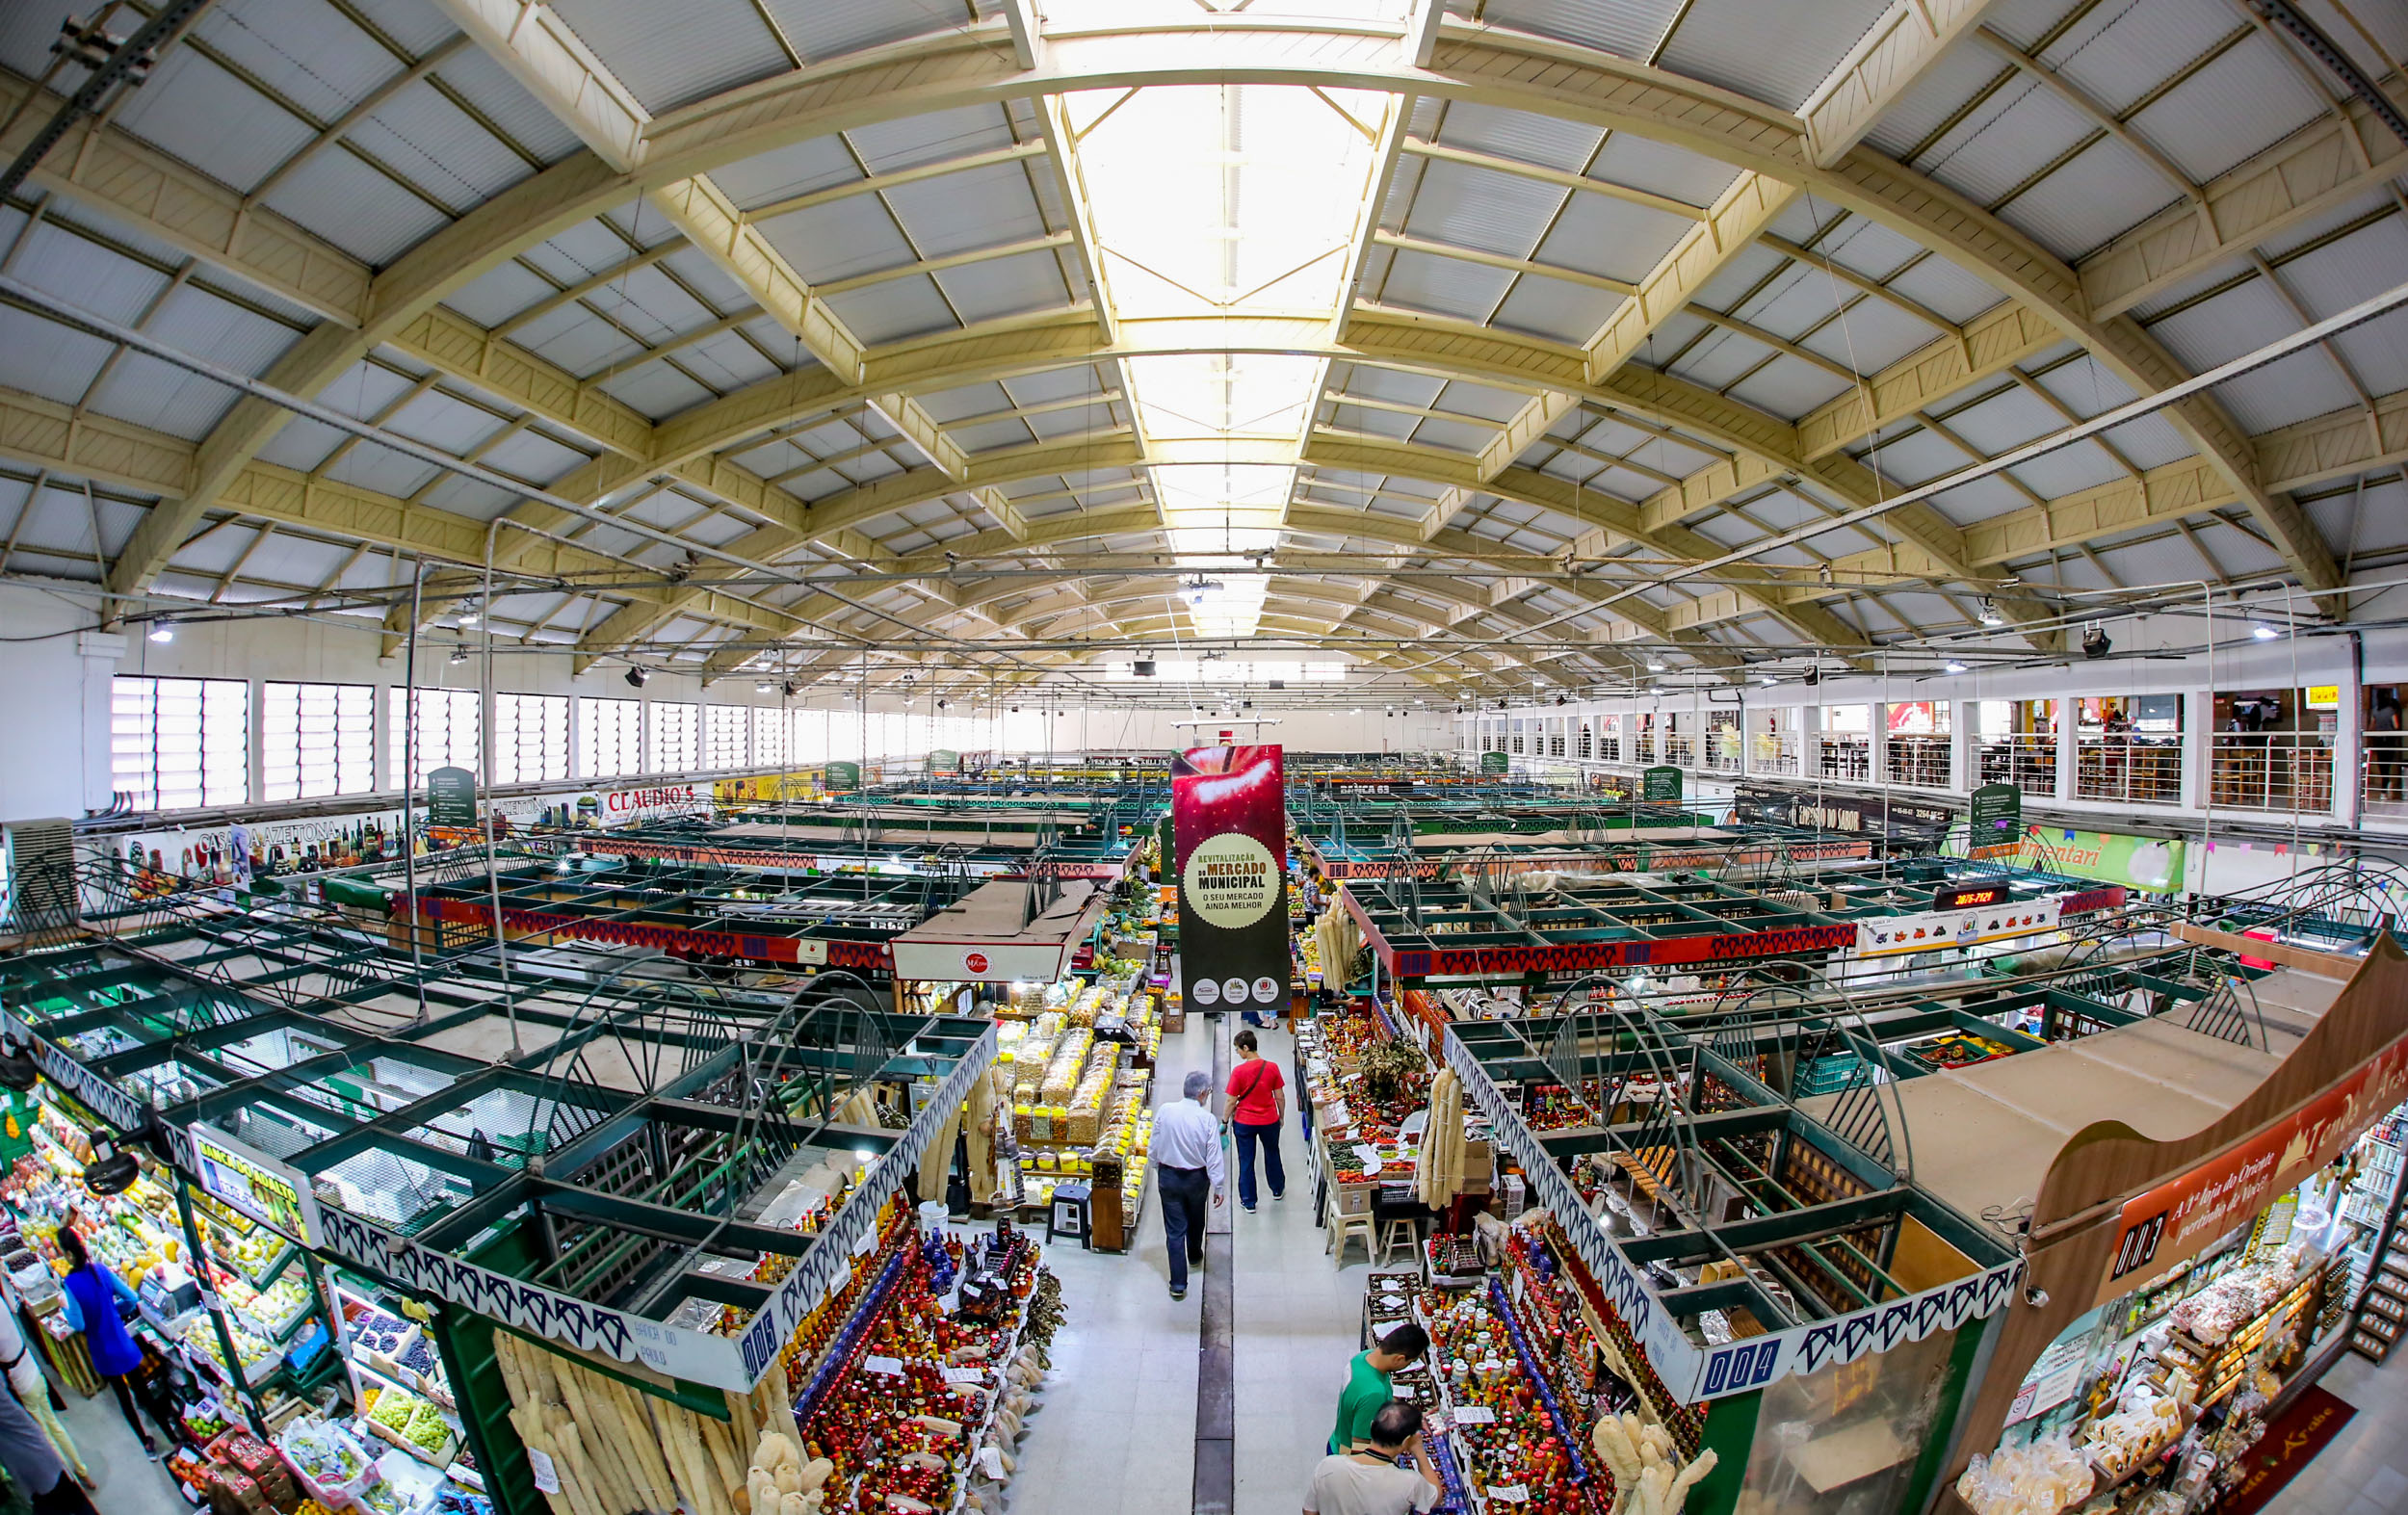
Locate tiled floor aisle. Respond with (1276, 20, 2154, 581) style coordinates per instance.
(2264, 1347, 2408, 1515)
(1003, 1015, 1376, 1515)
(1227, 1020, 1382, 1515)
(1003, 1014, 1209, 1515)
(42, 1363, 185, 1515)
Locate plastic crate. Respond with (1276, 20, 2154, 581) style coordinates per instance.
(1793, 1055, 1866, 1098)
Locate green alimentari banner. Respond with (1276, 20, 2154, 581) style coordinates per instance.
(2039, 829, 2186, 892)
(1640, 765, 1683, 802)
(823, 760, 862, 790)
(1479, 750, 1509, 773)
(928, 748, 960, 774)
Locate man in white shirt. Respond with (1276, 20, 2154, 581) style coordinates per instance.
(1151, 1069, 1225, 1300)
(1303, 1401, 1443, 1515)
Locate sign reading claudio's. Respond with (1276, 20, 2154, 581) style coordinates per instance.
(1172, 745, 1289, 1014)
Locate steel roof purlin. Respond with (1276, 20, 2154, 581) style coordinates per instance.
(0, 0, 2398, 680)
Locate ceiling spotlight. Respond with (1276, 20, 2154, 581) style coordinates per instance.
(1759, 674, 1777, 686)
(147, 620, 173, 643)
(756, 680, 773, 693)
(457, 599, 481, 628)
(1645, 660, 1665, 672)
(1801, 666, 1821, 687)
(1944, 660, 1967, 674)
(935, 698, 947, 710)
(2250, 623, 2281, 641)
(449, 646, 471, 666)
(2081, 623, 2112, 660)
(625, 666, 649, 688)
(783, 677, 803, 697)
(1182, 576, 1224, 606)
(1978, 598, 2004, 627)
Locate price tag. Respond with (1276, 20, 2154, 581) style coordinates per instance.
(979, 1446, 1007, 1479)
(852, 1225, 878, 1257)
(1449, 1405, 1495, 1424)
(864, 1355, 904, 1376)
(527, 1449, 562, 1495)
(1488, 1485, 1528, 1502)
(943, 1367, 985, 1385)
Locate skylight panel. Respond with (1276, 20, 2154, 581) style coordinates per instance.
(1053, 71, 1400, 638)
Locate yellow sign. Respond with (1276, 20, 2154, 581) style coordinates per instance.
(714, 771, 825, 803)
(2306, 685, 2340, 710)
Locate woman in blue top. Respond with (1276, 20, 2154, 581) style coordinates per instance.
(56, 1227, 166, 1459)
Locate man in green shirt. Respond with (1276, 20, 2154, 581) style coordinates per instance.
(1329, 1324, 1429, 1453)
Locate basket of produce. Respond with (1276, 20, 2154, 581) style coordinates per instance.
(279, 1420, 378, 1511)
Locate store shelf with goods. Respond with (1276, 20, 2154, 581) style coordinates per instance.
(1000, 966, 1161, 1221)
(772, 1215, 1063, 1515)
(2149, 1256, 2333, 1403)
(1418, 1272, 1605, 1512)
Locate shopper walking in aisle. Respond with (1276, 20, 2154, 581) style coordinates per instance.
(1328, 1324, 1428, 1453)
(1226, 1029, 1287, 1211)
(0, 1304, 81, 1490)
(0, 1373, 96, 1515)
(1302, 1400, 1444, 1515)
(54, 1228, 167, 1458)
(1152, 1069, 1224, 1301)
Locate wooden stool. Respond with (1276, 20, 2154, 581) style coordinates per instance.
(1375, 1215, 1420, 1267)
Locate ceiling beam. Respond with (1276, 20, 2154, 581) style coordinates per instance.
(1800, 0, 2007, 167)
(19, 16, 2371, 616)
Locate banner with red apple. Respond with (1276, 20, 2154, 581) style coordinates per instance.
(1171, 744, 1290, 1016)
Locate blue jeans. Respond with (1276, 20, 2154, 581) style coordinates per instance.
(1233, 1119, 1285, 1208)
(1160, 1164, 1210, 1292)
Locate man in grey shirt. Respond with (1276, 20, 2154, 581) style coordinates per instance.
(1151, 1069, 1226, 1300)
(1303, 1400, 1443, 1515)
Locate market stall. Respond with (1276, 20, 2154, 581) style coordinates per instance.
(0, 927, 1033, 1515)
(1940, 932, 2408, 1515)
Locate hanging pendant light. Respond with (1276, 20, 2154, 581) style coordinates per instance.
(84, 1134, 141, 1195)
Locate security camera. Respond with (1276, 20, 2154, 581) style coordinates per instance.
(2024, 1284, 2050, 1308)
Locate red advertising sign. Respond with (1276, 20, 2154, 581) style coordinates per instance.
(1171, 745, 1289, 1015)
(2102, 1029, 2408, 1297)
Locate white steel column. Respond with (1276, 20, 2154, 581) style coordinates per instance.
(2053, 698, 2076, 802)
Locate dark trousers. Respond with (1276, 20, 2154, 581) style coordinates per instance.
(104, 1373, 163, 1449)
(1159, 1164, 1209, 1291)
(1233, 1120, 1285, 1208)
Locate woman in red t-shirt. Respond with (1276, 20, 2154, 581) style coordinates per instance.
(1225, 1029, 1287, 1212)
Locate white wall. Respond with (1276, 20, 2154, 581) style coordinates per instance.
(0, 576, 1458, 823)
(0, 582, 114, 821)
(1037, 704, 1452, 755)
